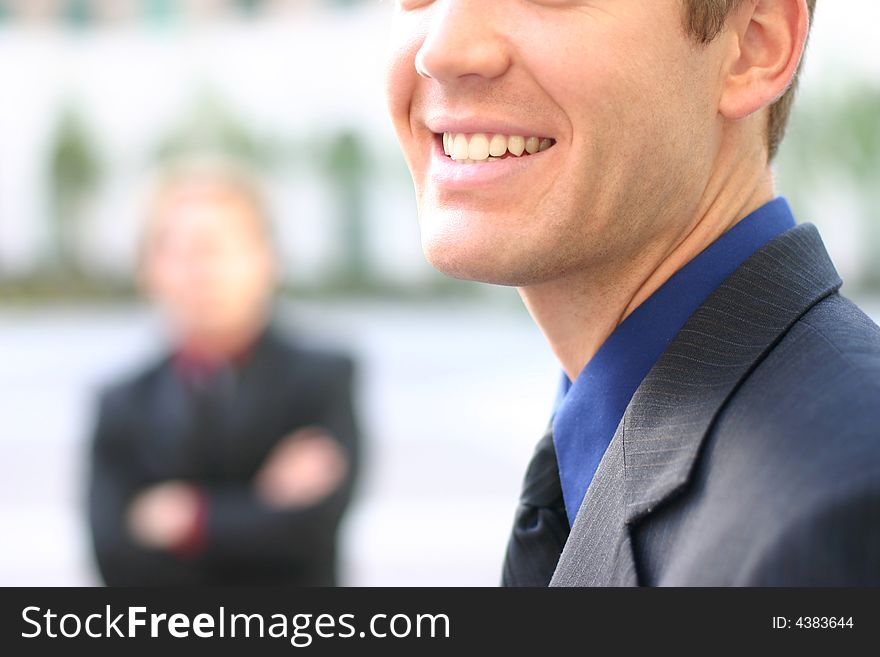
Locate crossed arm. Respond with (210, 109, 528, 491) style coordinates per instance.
(88, 363, 359, 585)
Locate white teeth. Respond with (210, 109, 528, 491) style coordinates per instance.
(507, 135, 526, 157)
(442, 132, 554, 162)
(489, 134, 508, 157)
(452, 134, 470, 161)
(468, 133, 490, 161)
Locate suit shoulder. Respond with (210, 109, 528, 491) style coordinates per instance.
(294, 345, 355, 375)
(96, 355, 169, 412)
(263, 328, 355, 380)
(750, 293, 880, 407)
(798, 294, 880, 373)
(717, 293, 880, 491)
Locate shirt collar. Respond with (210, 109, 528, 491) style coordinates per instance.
(552, 197, 797, 525)
(172, 325, 268, 386)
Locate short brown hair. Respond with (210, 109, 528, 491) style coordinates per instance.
(683, 0, 817, 160)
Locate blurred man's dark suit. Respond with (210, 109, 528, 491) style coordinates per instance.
(88, 326, 359, 586)
(504, 224, 880, 586)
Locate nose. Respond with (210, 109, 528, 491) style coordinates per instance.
(414, 0, 511, 83)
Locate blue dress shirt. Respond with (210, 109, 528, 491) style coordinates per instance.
(553, 197, 798, 526)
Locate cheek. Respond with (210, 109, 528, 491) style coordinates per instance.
(215, 254, 270, 306)
(231, 259, 264, 298)
(148, 258, 189, 303)
(548, 53, 699, 221)
(529, 12, 688, 146)
(384, 15, 423, 138)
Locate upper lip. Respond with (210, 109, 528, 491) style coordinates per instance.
(424, 114, 557, 139)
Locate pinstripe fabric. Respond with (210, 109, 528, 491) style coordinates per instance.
(550, 420, 638, 586)
(551, 223, 847, 586)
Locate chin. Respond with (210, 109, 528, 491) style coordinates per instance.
(418, 201, 579, 286)
(420, 229, 546, 288)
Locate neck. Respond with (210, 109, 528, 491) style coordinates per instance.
(519, 159, 775, 382)
(176, 320, 266, 364)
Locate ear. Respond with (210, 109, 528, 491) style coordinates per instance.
(718, 0, 810, 121)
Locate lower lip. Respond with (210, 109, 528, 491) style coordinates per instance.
(428, 135, 556, 190)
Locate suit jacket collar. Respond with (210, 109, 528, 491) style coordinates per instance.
(146, 323, 288, 478)
(551, 223, 842, 586)
(552, 198, 796, 526)
(622, 223, 841, 523)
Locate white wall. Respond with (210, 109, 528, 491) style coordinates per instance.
(0, 4, 432, 285)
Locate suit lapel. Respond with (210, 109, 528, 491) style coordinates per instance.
(551, 419, 638, 586)
(211, 326, 285, 474)
(551, 223, 842, 586)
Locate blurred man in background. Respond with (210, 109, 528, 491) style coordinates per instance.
(88, 159, 359, 586)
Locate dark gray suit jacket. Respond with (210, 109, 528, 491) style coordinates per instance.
(88, 326, 359, 586)
(551, 223, 880, 586)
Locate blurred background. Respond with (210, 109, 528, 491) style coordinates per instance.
(0, 0, 878, 586)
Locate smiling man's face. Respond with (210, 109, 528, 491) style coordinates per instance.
(386, 0, 728, 286)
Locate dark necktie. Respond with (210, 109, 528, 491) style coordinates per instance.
(501, 426, 571, 586)
(179, 364, 239, 476)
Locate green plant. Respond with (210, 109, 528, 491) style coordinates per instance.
(48, 105, 102, 276)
